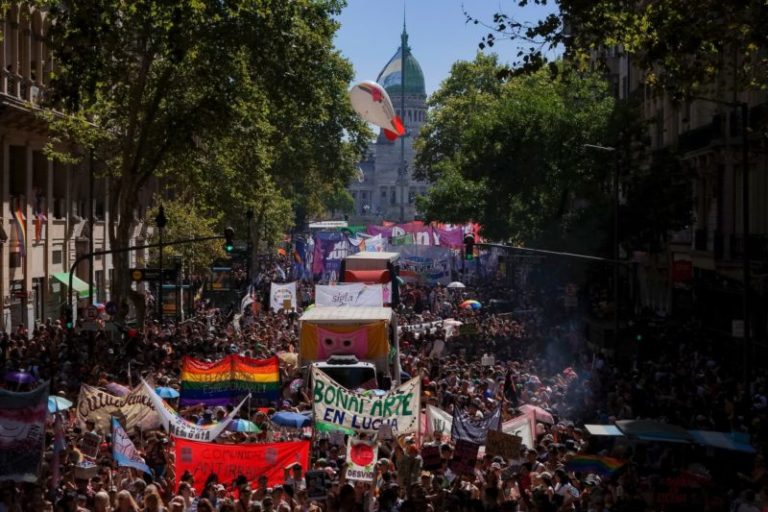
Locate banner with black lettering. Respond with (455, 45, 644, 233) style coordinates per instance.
(76, 384, 159, 432)
(311, 367, 420, 435)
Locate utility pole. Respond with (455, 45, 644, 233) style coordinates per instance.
(155, 205, 167, 319)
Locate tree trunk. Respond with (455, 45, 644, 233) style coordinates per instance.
(110, 174, 145, 323)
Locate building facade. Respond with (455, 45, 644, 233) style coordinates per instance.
(1, 3, 152, 332)
(349, 26, 430, 223)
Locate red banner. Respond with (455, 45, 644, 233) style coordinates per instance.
(174, 439, 310, 490)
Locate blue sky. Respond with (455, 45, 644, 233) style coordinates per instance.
(334, 0, 559, 96)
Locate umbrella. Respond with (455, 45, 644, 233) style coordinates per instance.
(105, 382, 131, 397)
(227, 419, 262, 433)
(271, 411, 311, 428)
(4, 370, 37, 385)
(155, 387, 180, 399)
(519, 404, 555, 424)
(48, 396, 73, 414)
(459, 300, 482, 310)
(447, 281, 466, 289)
(289, 378, 304, 394)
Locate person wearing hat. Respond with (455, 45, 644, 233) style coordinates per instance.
(396, 441, 423, 489)
(284, 462, 305, 494)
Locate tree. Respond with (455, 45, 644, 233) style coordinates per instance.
(321, 187, 355, 218)
(467, 1, 768, 96)
(41, 0, 368, 315)
(414, 55, 616, 250)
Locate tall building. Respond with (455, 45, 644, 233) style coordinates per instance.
(349, 24, 429, 223)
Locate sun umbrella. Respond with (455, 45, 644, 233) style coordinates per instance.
(519, 404, 555, 424)
(271, 411, 311, 428)
(289, 378, 304, 394)
(227, 419, 262, 433)
(4, 370, 37, 385)
(105, 382, 131, 397)
(459, 300, 482, 310)
(447, 281, 466, 289)
(155, 387, 180, 399)
(48, 396, 73, 414)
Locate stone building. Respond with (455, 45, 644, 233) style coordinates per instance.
(349, 25, 430, 223)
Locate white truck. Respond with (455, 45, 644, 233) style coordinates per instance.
(298, 306, 401, 390)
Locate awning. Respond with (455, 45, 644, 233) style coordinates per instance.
(51, 272, 95, 299)
(688, 430, 756, 454)
(344, 269, 390, 284)
(616, 420, 693, 444)
(584, 424, 625, 437)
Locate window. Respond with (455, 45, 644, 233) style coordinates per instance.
(351, 191, 357, 200)
(381, 188, 387, 201)
(52, 250, 62, 265)
(361, 191, 368, 201)
(390, 187, 397, 205)
(409, 188, 416, 204)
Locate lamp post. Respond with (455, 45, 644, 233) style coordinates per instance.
(155, 205, 167, 319)
(246, 209, 254, 282)
(584, 143, 620, 347)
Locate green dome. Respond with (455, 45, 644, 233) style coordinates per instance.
(376, 30, 425, 97)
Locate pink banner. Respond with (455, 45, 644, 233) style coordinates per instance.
(365, 222, 473, 248)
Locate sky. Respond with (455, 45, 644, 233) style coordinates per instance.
(334, 0, 560, 96)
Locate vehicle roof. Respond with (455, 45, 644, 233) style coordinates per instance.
(344, 252, 400, 261)
(299, 306, 393, 323)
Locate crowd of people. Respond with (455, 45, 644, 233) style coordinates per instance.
(0, 255, 766, 512)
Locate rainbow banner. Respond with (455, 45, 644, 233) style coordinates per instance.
(180, 355, 280, 407)
(565, 455, 624, 476)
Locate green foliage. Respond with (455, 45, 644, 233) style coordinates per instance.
(321, 187, 355, 217)
(415, 55, 616, 248)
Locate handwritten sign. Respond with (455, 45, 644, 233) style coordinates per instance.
(486, 430, 522, 460)
(449, 439, 479, 476)
(421, 445, 442, 471)
(306, 470, 329, 501)
(79, 432, 101, 460)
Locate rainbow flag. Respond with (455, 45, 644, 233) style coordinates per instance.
(180, 355, 280, 407)
(565, 455, 624, 476)
(13, 202, 26, 257)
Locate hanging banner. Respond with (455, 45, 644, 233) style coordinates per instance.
(142, 380, 247, 442)
(312, 232, 355, 282)
(363, 234, 385, 252)
(76, 383, 159, 433)
(0, 382, 48, 483)
(451, 405, 502, 444)
(391, 245, 452, 285)
(426, 405, 453, 441)
(300, 322, 389, 361)
(175, 438, 310, 489)
(270, 281, 297, 311)
(502, 414, 535, 452)
(315, 283, 384, 308)
(366, 221, 476, 248)
(311, 367, 420, 435)
(345, 438, 378, 482)
(111, 418, 151, 474)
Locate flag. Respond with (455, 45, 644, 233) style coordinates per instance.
(111, 417, 151, 474)
(451, 404, 501, 444)
(13, 199, 26, 257)
(0, 382, 49, 482)
(565, 455, 624, 476)
(180, 355, 280, 407)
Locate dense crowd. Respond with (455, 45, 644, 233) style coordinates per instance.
(0, 258, 766, 512)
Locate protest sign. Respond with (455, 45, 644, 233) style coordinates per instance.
(393, 245, 452, 285)
(486, 430, 522, 460)
(426, 405, 453, 441)
(174, 438, 310, 489)
(79, 432, 101, 459)
(315, 283, 384, 308)
(311, 367, 420, 435)
(270, 281, 297, 311)
(345, 439, 377, 482)
(449, 439, 480, 476)
(421, 445, 443, 471)
(142, 379, 247, 441)
(502, 414, 535, 452)
(77, 383, 159, 432)
(0, 383, 48, 483)
(306, 470, 329, 501)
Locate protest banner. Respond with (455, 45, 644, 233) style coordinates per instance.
(312, 232, 354, 282)
(486, 430, 523, 460)
(180, 355, 280, 407)
(0, 383, 48, 483)
(270, 281, 297, 311)
(451, 405, 501, 444)
(174, 438, 310, 489)
(305, 470, 329, 501)
(78, 432, 101, 459)
(392, 245, 452, 285)
(345, 438, 377, 482)
(502, 414, 535, 452)
(111, 418, 151, 474)
(76, 383, 160, 432)
(426, 405, 453, 441)
(142, 379, 247, 441)
(311, 367, 420, 435)
(449, 439, 480, 476)
(421, 445, 443, 471)
(315, 283, 384, 308)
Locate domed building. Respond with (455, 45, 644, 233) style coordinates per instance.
(349, 24, 430, 223)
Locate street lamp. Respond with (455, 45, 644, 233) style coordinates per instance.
(155, 205, 167, 319)
(583, 143, 620, 348)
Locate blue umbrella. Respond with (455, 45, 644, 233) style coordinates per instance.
(155, 387, 180, 399)
(48, 396, 73, 414)
(271, 411, 311, 428)
(227, 419, 262, 433)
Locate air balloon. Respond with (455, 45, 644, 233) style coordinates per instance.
(349, 81, 405, 141)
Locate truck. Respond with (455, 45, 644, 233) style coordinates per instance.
(340, 252, 400, 306)
(298, 306, 401, 390)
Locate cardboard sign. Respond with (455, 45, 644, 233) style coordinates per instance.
(306, 470, 329, 501)
(449, 439, 480, 476)
(345, 439, 377, 482)
(485, 430, 522, 460)
(421, 445, 442, 471)
(79, 432, 101, 460)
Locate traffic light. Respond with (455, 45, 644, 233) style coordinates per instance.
(223, 227, 235, 253)
(62, 304, 73, 329)
(464, 234, 475, 261)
